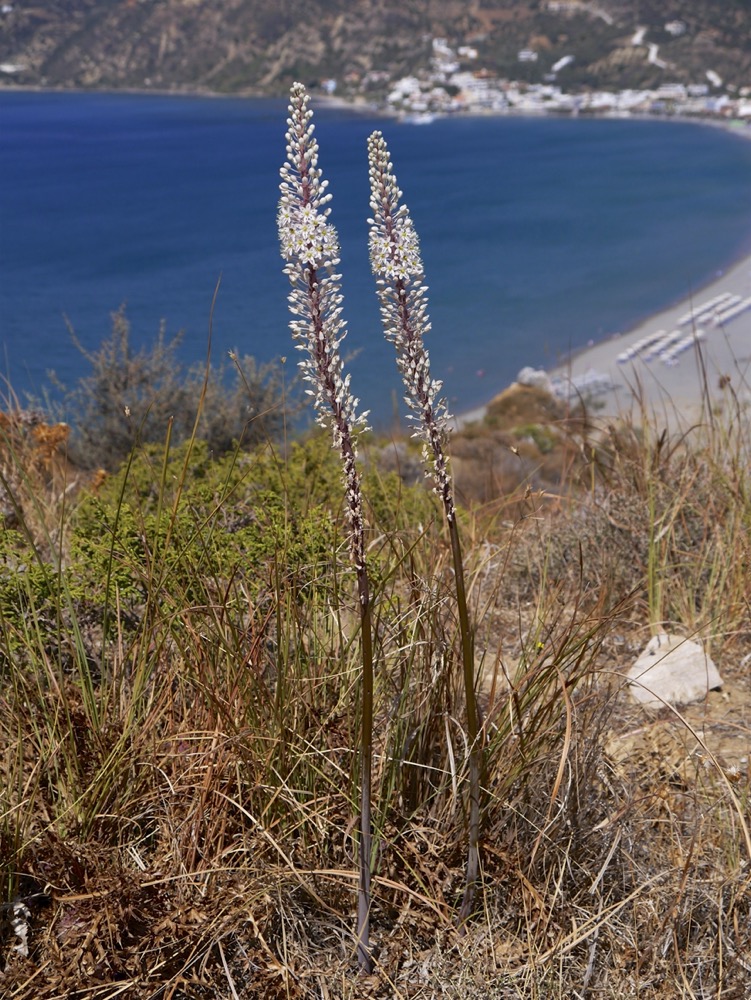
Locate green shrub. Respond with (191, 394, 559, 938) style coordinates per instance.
(67, 438, 343, 619)
(0, 529, 59, 661)
(514, 422, 558, 454)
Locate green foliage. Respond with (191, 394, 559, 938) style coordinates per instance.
(514, 422, 558, 454)
(63, 430, 438, 634)
(0, 529, 59, 657)
(67, 437, 343, 617)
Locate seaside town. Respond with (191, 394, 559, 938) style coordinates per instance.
(2, 1, 750, 128)
(324, 27, 751, 124)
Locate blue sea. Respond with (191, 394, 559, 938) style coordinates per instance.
(2, 90, 751, 426)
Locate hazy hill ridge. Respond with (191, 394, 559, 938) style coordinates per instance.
(1, 0, 749, 97)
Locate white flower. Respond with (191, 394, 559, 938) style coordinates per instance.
(368, 215, 422, 280)
(278, 202, 339, 267)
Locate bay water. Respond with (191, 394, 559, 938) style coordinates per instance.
(2, 90, 751, 426)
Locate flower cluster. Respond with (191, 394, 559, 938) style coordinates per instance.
(278, 85, 337, 268)
(278, 201, 339, 269)
(368, 209, 422, 281)
(367, 130, 454, 517)
(278, 83, 368, 567)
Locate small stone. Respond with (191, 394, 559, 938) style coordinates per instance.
(627, 633, 723, 708)
(516, 367, 553, 393)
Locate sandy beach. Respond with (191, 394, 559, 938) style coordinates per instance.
(458, 245, 751, 431)
(550, 248, 751, 427)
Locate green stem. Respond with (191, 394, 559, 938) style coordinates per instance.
(449, 515, 482, 925)
(356, 564, 374, 972)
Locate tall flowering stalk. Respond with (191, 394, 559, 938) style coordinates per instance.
(367, 130, 482, 924)
(278, 83, 374, 972)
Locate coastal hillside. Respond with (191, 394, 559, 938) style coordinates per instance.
(1, 0, 750, 97)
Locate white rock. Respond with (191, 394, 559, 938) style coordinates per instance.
(516, 367, 553, 393)
(627, 633, 723, 708)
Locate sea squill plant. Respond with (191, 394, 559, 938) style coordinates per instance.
(366, 130, 482, 924)
(278, 82, 375, 972)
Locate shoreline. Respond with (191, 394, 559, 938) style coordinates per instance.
(4, 82, 751, 131)
(6, 80, 750, 141)
(457, 245, 751, 430)
(553, 246, 751, 424)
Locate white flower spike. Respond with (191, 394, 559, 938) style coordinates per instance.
(367, 130, 454, 519)
(278, 83, 369, 567)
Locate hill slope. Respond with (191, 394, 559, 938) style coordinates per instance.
(0, 1, 749, 95)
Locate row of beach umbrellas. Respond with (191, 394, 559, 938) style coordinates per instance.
(616, 291, 751, 368)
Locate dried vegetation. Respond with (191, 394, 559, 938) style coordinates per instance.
(1, 357, 750, 997)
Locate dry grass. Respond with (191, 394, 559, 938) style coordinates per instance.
(1, 387, 750, 998)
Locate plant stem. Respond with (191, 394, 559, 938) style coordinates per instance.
(449, 515, 482, 925)
(366, 129, 484, 925)
(279, 83, 374, 972)
(356, 564, 373, 972)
